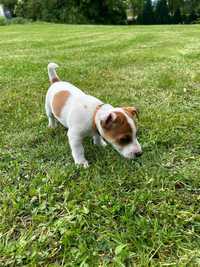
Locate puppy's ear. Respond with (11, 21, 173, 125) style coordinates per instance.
(101, 112, 117, 129)
(123, 107, 139, 119)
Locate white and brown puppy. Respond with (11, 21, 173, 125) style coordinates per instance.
(45, 63, 142, 167)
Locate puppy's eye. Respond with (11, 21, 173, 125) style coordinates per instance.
(118, 135, 132, 145)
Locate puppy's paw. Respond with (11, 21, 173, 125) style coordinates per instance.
(48, 123, 57, 129)
(100, 139, 107, 147)
(48, 124, 54, 129)
(83, 161, 89, 168)
(76, 160, 89, 168)
(93, 136, 107, 147)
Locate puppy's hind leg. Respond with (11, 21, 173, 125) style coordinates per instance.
(48, 115, 57, 129)
(45, 101, 57, 128)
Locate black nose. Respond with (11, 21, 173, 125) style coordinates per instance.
(135, 151, 143, 157)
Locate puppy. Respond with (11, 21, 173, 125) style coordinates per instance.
(45, 63, 142, 167)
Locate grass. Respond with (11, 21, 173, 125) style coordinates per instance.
(0, 23, 200, 266)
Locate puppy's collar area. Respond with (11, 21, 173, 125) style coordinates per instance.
(93, 104, 104, 132)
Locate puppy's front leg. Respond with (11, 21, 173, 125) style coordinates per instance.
(93, 134, 107, 147)
(68, 130, 89, 168)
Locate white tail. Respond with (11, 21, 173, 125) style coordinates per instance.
(47, 63, 60, 84)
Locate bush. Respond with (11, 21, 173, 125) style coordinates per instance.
(0, 16, 32, 26)
(59, 7, 89, 24)
(9, 17, 31, 24)
(0, 16, 7, 26)
(193, 18, 200, 24)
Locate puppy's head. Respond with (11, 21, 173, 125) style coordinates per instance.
(97, 107, 142, 159)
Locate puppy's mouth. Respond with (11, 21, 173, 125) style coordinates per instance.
(117, 148, 143, 159)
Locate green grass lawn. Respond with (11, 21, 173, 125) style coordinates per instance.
(0, 23, 200, 266)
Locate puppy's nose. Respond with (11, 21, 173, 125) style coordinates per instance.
(135, 151, 143, 157)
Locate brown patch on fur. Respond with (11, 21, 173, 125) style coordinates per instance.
(102, 111, 133, 146)
(123, 107, 139, 119)
(51, 77, 60, 84)
(52, 90, 70, 117)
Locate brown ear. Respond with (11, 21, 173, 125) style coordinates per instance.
(123, 107, 139, 119)
(101, 112, 117, 129)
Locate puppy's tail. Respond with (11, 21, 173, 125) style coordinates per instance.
(47, 63, 60, 84)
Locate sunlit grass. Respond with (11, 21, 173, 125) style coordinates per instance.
(0, 23, 200, 266)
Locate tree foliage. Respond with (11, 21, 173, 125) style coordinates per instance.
(135, 0, 200, 24)
(1, 0, 200, 24)
(1, 0, 17, 15)
(173, 7, 182, 24)
(155, 0, 170, 24)
(137, 0, 154, 24)
(14, 0, 127, 24)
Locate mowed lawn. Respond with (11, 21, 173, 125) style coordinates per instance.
(0, 23, 200, 266)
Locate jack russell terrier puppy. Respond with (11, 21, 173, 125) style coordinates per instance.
(45, 63, 142, 168)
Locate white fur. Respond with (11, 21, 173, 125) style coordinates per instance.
(45, 63, 142, 167)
